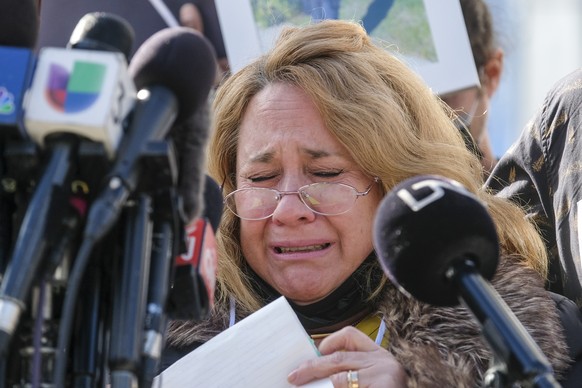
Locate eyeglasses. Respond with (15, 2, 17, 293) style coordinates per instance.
(224, 177, 379, 220)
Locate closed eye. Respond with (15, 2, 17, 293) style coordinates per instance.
(247, 174, 277, 183)
(312, 170, 343, 178)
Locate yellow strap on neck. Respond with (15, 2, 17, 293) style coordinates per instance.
(355, 314, 389, 348)
(309, 314, 389, 348)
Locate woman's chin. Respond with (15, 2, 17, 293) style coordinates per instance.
(279, 285, 335, 306)
(265, 268, 345, 305)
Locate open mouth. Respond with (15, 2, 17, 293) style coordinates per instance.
(274, 243, 331, 254)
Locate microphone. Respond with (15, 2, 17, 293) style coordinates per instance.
(0, 47, 36, 139)
(138, 27, 217, 381)
(83, 27, 217, 242)
(373, 175, 560, 387)
(169, 175, 223, 320)
(0, 0, 39, 273)
(373, 175, 498, 306)
(24, 17, 136, 158)
(0, 13, 136, 356)
(0, 0, 39, 139)
(140, 176, 222, 387)
(68, 12, 135, 62)
(172, 98, 214, 222)
(50, 27, 216, 386)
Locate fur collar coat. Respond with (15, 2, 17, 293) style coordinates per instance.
(166, 254, 572, 387)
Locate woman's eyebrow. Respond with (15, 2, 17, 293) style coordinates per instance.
(248, 148, 335, 164)
(248, 151, 274, 164)
(303, 148, 333, 159)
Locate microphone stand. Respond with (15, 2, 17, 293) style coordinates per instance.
(139, 185, 183, 388)
(448, 260, 561, 387)
(72, 259, 103, 388)
(69, 140, 116, 388)
(108, 194, 152, 388)
(140, 219, 173, 388)
(0, 140, 74, 356)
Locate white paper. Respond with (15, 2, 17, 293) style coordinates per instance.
(154, 297, 333, 388)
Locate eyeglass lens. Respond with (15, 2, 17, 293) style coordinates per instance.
(227, 183, 360, 220)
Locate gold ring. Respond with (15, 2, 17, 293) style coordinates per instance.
(347, 370, 359, 388)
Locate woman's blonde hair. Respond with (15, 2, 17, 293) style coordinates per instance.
(207, 20, 547, 316)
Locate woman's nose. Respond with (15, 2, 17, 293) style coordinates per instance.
(271, 191, 316, 225)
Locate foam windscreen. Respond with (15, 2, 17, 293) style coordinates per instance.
(373, 175, 499, 306)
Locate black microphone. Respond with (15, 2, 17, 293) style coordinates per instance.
(83, 27, 217, 242)
(140, 175, 222, 387)
(373, 175, 560, 387)
(68, 12, 135, 62)
(172, 98, 214, 222)
(373, 175, 498, 306)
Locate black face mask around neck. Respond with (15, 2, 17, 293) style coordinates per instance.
(245, 254, 384, 333)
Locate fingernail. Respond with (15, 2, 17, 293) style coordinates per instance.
(287, 370, 297, 383)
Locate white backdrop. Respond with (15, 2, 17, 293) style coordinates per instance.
(487, 0, 582, 158)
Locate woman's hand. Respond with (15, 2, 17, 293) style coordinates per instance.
(288, 326, 407, 387)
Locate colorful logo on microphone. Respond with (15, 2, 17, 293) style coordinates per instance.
(0, 87, 15, 115)
(45, 61, 106, 113)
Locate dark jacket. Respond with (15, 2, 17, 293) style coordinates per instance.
(486, 68, 582, 307)
(553, 292, 582, 387)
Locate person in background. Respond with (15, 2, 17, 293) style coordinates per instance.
(440, 0, 503, 175)
(486, 68, 582, 388)
(447, 3, 582, 380)
(161, 20, 575, 386)
(443, 2, 582, 381)
(179, 0, 229, 80)
(486, 68, 582, 307)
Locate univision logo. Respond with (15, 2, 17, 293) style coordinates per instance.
(45, 61, 106, 113)
(0, 87, 15, 115)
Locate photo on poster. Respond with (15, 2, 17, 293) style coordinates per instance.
(215, 0, 479, 95)
(251, 0, 436, 64)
